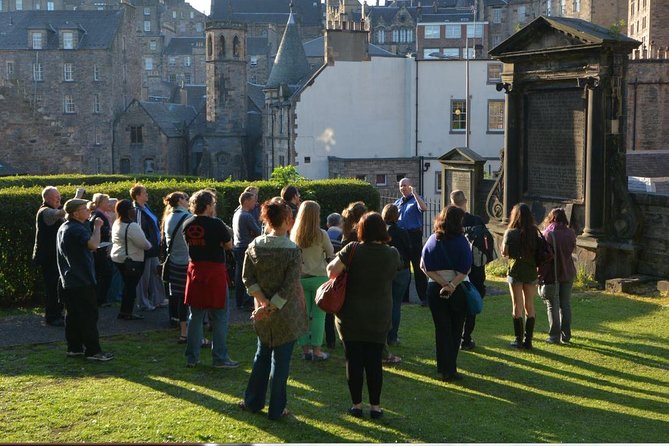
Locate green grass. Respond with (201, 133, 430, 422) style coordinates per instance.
(0, 283, 667, 442)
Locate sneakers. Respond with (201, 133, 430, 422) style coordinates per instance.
(86, 352, 114, 361)
(461, 340, 476, 350)
(214, 359, 240, 369)
(312, 352, 330, 361)
(66, 351, 84, 357)
(545, 337, 560, 344)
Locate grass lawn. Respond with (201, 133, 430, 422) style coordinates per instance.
(1, 280, 667, 443)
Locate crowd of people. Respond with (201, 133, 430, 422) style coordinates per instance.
(32, 177, 577, 419)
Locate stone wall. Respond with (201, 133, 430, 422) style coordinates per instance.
(626, 60, 669, 153)
(328, 157, 421, 198)
(632, 192, 669, 277)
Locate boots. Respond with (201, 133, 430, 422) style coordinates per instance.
(524, 317, 535, 350)
(510, 317, 524, 348)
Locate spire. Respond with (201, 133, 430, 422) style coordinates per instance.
(266, 5, 311, 89)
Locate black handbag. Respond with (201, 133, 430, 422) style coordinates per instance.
(161, 213, 188, 283)
(124, 224, 145, 276)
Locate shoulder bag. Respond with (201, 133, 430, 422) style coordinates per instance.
(535, 231, 554, 267)
(539, 232, 559, 301)
(161, 213, 188, 282)
(437, 238, 483, 315)
(124, 223, 145, 276)
(314, 242, 358, 314)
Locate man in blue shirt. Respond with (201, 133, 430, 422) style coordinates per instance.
(394, 178, 428, 306)
(233, 191, 261, 310)
(57, 199, 113, 361)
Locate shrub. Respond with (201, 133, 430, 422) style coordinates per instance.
(0, 176, 378, 306)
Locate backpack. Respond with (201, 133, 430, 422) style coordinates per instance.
(464, 224, 498, 267)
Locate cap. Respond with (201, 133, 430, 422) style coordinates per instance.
(64, 198, 90, 215)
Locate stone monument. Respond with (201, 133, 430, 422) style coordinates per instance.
(438, 147, 486, 216)
(486, 16, 641, 282)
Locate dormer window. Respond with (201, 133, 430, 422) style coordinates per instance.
(62, 32, 74, 50)
(32, 32, 43, 50)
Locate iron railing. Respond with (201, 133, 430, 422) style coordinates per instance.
(380, 195, 442, 241)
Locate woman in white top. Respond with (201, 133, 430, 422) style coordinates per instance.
(290, 200, 334, 361)
(111, 199, 152, 320)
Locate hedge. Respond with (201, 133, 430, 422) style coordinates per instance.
(0, 176, 379, 306)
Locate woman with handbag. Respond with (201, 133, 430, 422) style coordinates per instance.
(420, 206, 472, 382)
(290, 200, 334, 361)
(326, 212, 401, 419)
(161, 191, 191, 343)
(502, 203, 539, 349)
(240, 198, 307, 420)
(540, 208, 577, 344)
(111, 199, 152, 320)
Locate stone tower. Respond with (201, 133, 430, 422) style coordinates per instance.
(202, 0, 248, 179)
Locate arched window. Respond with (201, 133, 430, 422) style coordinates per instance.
(233, 35, 240, 58)
(376, 28, 385, 44)
(219, 35, 225, 57)
(207, 34, 213, 58)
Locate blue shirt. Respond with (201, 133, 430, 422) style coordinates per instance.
(394, 194, 423, 232)
(421, 233, 472, 275)
(56, 219, 96, 289)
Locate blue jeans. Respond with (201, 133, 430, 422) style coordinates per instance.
(185, 295, 231, 366)
(233, 248, 252, 308)
(388, 268, 410, 343)
(244, 339, 295, 420)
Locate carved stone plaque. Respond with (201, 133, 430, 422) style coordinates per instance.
(445, 168, 472, 209)
(525, 89, 585, 201)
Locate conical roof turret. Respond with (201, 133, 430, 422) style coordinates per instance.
(266, 4, 311, 89)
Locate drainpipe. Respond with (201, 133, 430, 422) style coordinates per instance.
(416, 56, 422, 194)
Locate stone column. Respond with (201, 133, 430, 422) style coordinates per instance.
(502, 85, 520, 224)
(583, 78, 605, 237)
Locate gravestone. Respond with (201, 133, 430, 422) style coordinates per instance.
(486, 16, 642, 282)
(438, 147, 486, 217)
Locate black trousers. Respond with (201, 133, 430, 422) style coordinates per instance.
(115, 261, 144, 315)
(427, 282, 466, 377)
(342, 340, 384, 406)
(61, 285, 101, 356)
(93, 251, 113, 306)
(40, 262, 63, 322)
(325, 313, 336, 348)
(407, 230, 427, 302)
(462, 267, 486, 344)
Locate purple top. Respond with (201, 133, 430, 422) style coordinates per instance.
(542, 223, 577, 282)
(421, 233, 472, 275)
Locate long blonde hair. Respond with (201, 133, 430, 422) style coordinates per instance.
(291, 200, 322, 248)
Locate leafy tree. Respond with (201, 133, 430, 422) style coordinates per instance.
(270, 165, 305, 185)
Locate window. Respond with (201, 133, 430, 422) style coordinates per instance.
(547, 0, 552, 15)
(172, 11, 177, 19)
(63, 63, 73, 81)
(120, 158, 130, 174)
(15, 0, 22, 10)
(560, 0, 566, 15)
(6, 61, 14, 79)
(93, 94, 101, 113)
(396, 174, 406, 182)
(169, 73, 176, 83)
(465, 48, 475, 59)
(375, 174, 387, 186)
(573, 0, 581, 12)
(355, 174, 367, 181)
(149, 40, 157, 50)
(184, 72, 191, 83)
(95, 128, 101, 145)
(642, 16, 646, 29)
(518, 6, 526, 22)
(93, 64, 99, 81)
(48, 1, 54, 10)
(250, 56, 258, 66)
(445, 24, 461, 38)
(144, 7, 150, 15)
(233, 36, 240, 58)
(32, 63, 43, 81)
(451, 99, 467, 131)
(168, 56, 176, 66)
(392, 28, 414, 43)
(492, 8, 502, 23)
(376, 28, 385, 44)
(196, 22, 203, 32)
(630, 1, 635, 16)
(63, 95, 75, 113)
(466, 23, 483, 38)
(424, 25, 440, 39)
(32, 33, 43, 50)
(144, 21, 151, 32)
(130, 126, 143, 144)
(487, 63, 502, 83)
(304, 156, 311, 164)
(35, 2, 40, 9)
(443, 48, 459, 58)
(435, 171, 442, 193)
(143, 158, 154, 173)
(190, 11, 194, 18)
(63, 32, 74, 49)
(183, 56, 192, 67)
(492, 34, 503, 47)
(144, 57, 153, 71)
(487, 100, 504, 132)
(423, 48, 440, 59)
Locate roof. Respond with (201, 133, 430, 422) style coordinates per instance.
(163, 37, 205, 56)
(302, 36, 399, 58)
(138, 101, 198, 138)
(247, 82, 265, 112)
(266, 10, 311, 88)
(490, 16, 641, 58)
(438, 147, 486, 163)
(0, 10, 124, 50)
(210, 0, 322, 27)
(169, 85, 207, 110)
(247, 36, 269, 55)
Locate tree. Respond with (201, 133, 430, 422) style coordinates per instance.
(270, 165, 304, 185)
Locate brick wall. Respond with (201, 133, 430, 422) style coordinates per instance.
(328, 157, 421, 198)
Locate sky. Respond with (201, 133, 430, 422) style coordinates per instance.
(186, 0, 388, 16)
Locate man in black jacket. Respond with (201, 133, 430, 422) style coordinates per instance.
(130, 183, 165, 311)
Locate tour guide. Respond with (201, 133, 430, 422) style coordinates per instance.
(394, 178, 428, 306)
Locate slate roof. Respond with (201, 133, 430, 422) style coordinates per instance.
(247, 82, 265, 112)
(169, 85, 207, 110)
(0, 10, 123, 50)
(247, 36, 270, 55)
(138, 101, 197, 138)
(163, 37, 204, 56)
(210, 0, 322, 27)
(302, 36, 399, 58)
(266, 10, 311, 88)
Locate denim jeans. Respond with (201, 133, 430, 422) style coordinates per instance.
(243, 339, 295, 420)
(543, 280, 573, 342)
(388, 268, 410, 343)
(233, 248, 252, 308)
(185, 294, 231, 366)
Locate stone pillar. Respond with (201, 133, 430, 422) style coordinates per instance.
(583, 79, 605, 237)
(502, 86, 520, 224)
